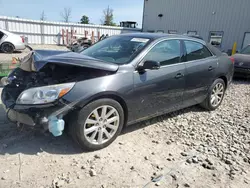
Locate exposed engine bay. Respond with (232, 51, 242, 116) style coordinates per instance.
(2, 50, 116, 109)
(3, 65, 111, 108)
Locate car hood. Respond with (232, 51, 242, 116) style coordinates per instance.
(33, 50, 119, 72)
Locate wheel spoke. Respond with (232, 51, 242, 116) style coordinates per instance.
(97, 129, 103, 144)
(85, 126, 98, 134)
(211, 96, 216, 104)
(103, 129, 112, 139)
(218, 84, 223, 91)
(217, 91, 224, 95)
(105, 108, 115, 119)
(214, 97, 219, 105)
(86, 119, 97, 124)
(107, 116, 118, 124)
(89, 130, 98, 142)
(215, 84, 219, 91)
(106, 123, 117, 131)
(93, 109, 100, 120)
(217, 95, 222, 101)
(101, 106, 107, 119)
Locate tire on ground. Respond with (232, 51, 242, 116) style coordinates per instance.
(200, 78, 226, 111)
(1, 42, 15, 53)
(69, 98, 124, 151)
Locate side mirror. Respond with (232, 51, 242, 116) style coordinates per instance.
(137, 60, 160, 72)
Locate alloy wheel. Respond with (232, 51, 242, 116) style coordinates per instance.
(210, 83, 224, 107)
(83, 105, 120, 145)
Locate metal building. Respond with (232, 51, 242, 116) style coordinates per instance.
(142, 0, 250, 52)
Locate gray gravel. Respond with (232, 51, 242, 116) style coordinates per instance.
(163, 80, 250, 170)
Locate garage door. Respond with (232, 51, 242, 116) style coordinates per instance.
(242, 32, 250, 48)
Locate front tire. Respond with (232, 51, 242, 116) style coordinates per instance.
(200, 78, 226, 111)
(1, 42, 15, 53)
(69, 98, 124, 151)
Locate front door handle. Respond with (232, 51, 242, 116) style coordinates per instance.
(175, 73, 184, 79)
(208, 66, 215, 71)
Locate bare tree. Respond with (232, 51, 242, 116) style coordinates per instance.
(40, 11, 46, 21)
(101, 6, 116, 26)
(60, 7, 72, 23)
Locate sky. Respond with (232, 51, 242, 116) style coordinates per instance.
(0, 0, 144, 26)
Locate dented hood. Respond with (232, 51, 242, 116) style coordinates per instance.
(32, 50, 119, 72)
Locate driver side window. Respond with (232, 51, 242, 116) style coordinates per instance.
(143, 40, 181, 66)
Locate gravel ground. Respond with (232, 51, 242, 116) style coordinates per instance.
(0, 45, 68, 63)
(0, 80, 249, 188)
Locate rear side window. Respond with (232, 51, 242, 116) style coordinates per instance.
(184, 40, 212, 61)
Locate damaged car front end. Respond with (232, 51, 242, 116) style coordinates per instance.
(1, 50, 118, 136)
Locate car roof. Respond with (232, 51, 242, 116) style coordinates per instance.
(0, 29, 14, 35)
(0, 28, 7, 33)
(119, 32, 205, 44)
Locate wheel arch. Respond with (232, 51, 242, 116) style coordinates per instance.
(217, 75, 228, 89)
(77, 92, 129, 127)
(0, 41, 15, 51)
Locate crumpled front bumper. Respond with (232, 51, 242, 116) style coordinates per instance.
(1, 87, 73, 128)
(5, 108, 36, 126)
(1, 90, 32, 125)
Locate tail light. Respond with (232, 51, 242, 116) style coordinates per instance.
(20, 36, 25, 43)
(229, 57, 235, 64)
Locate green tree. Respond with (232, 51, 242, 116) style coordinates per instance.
(101, 6, 116, 26)
(80, 15, 90, 24)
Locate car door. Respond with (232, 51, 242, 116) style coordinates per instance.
(130, 39, 186, 122)
(182, 40, 218, 105)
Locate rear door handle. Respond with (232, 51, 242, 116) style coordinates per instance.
(175, 73, 184, 79)
(208, 66, 215, 71)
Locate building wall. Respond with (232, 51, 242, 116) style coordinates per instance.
(0, 16, 141, 45)
(142, 0, 250, 51)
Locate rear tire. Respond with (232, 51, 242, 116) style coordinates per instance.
(1, 42, 15, 53)
(69, 98, 124, 151)
(200, 78, 226, 111)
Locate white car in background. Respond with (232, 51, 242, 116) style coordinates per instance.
(0, 29, 26, 53)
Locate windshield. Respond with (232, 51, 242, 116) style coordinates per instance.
(240, 45, 250, 54)
(80, 35, 151, 64)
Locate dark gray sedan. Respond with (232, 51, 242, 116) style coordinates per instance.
(1, 33, 234, 150)
(233, 45, 250, 78)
